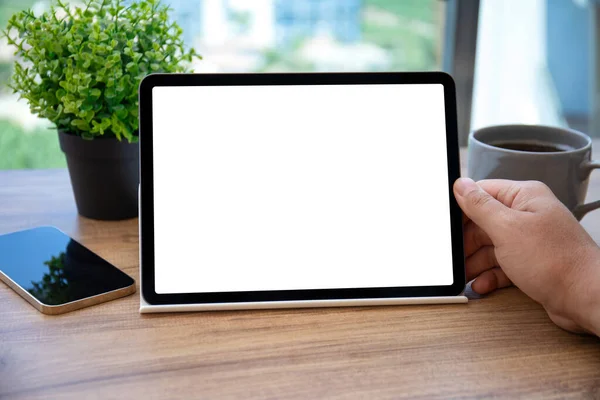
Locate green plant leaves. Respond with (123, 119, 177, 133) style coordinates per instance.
(71, 118, 89, 130)
(2, 0, 201, 142)
(55, 88, 66, 100)
(89, 88, 101, 98)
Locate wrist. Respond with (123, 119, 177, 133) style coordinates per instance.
(584, 270, 600, 337)
(588, 299, 600, 337)
(570, 248, 600, 336)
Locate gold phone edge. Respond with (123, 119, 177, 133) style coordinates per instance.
(0, 270, 136, 315)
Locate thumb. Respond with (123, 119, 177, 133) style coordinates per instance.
(453, 178, 512, 236)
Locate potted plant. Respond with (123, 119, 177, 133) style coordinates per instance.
(3, 0, 200, 220)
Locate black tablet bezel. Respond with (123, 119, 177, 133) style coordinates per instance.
(139, 72, 465, 305)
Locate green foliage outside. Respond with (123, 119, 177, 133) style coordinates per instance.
(0, 119, 65, 169)
(362, 0, 439, 71)
(3, 0, 200, 143)
(367, 0, 435, 21)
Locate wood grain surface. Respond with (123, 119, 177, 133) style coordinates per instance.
(1, 144, 600, 399)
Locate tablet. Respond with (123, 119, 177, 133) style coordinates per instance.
(138, 72, 466, 313)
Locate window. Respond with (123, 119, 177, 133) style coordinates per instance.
(0, 0, 454, 169)
(194, 0, 446, 73)
(471, 0, 600, 143)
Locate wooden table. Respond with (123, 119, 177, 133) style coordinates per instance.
(1, 147, 600, 399)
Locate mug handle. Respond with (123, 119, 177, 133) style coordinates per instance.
(573, 160, 600, 220)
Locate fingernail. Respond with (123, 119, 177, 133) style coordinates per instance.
(454, 177, 478, 196)
(471, 278, 485, 295)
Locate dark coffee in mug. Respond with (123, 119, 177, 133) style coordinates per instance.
(489, 140, 573, 153)
(467, 125, 600, 220)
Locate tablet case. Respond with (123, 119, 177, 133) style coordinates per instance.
(138, 73, 468, 313)
(140, 293, 467, 313)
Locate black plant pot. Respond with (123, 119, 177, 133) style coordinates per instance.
(58, 131, 139, 220)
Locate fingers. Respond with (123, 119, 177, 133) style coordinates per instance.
(473, 179, 523, 207)
(453, 178, 511, 238)
(463, 221, 493, 257)
(466, 246, 498, 281)
(471, 267, 512, 294)
(477, 179, 554, 211)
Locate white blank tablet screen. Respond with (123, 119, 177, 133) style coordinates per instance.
(152, 84, 453, 294)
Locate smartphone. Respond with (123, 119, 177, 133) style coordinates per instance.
(0, 226, 135, 315)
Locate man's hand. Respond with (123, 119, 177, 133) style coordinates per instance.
(453, 178, 600, 336)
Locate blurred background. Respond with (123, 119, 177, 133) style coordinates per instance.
(0, 0, 598, 169)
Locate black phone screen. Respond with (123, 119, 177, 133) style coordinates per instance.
(0, 226, 134, 306)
